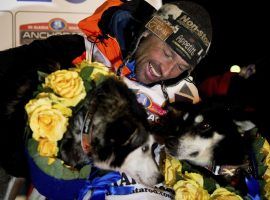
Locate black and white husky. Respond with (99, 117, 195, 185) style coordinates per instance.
(154, 101, 255, 168)
(60, 77, 162, 186)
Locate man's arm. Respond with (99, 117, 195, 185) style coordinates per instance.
(0, 34, 85, 79)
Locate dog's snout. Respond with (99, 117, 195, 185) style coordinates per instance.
(157, 174, 164, 183)
(151, 142, 158, 158)
(165, 137, 178, 148)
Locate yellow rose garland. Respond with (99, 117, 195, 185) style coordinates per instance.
(163, 133, 270, 200)
(25, 61, 114, 179)
(262, 140, 270, 199)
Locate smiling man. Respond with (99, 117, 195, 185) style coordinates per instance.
(0, 0, 212, 199)
(134, 33, 190, 84)
(0, 0, 212, 183)
(116, 1, 212, 86)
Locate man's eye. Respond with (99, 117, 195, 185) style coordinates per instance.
(164, 50, 173, 59)
(177, 64, 185, 71)
(177, 64, 190, 73)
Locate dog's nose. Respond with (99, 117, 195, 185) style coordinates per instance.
(157, 174, 164, 183)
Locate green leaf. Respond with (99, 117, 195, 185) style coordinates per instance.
(253, 136, 265, 153)
(255, 152, 265, 163)
(62, 166, 79, 180)
(80, 66, 94, 81)
(94, 73, 108, 86)
(204, 177, 217, 193)
(27, 138, 90, 180)
(258, 179, 266, 197)
(175, 173, 183, 182)
(37, 71, 48, 82)
(258, 163, 267, 177)
(77, 60, 92, 69)
(181, 161, 192, 173)
(83, 80, 93, 93)
(27, 139, 39, 157)
(79, 165, 91, 179)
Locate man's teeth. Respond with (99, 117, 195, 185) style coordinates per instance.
(149, 63, 161, 77)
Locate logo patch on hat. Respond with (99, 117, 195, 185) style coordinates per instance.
(145, 16, 174, 41)
(145, 2, 211, 65)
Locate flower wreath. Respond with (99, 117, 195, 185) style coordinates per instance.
(25, 59, 270, 200)
(24, 61, 121, 199)
(162, 130, 270, 200)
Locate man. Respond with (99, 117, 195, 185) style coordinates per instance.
(0, 0, 212, 181)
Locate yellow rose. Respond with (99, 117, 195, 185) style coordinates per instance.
(263, 167, 270, 182)
(262, 140, 270, 155)
(265, 181, 270, 199)
(164, 155, 182, 187)
(173, 179, 210, 200)
(29, 105, 68, 142)
(184, 172, 204, 188)
(45, 92, 82, 109)
(38, 138, 58, 157)
(25, 97, 52, 117)
(264, 153, 270, 167)
(44, 70, 86, 107)
(89, 62, 114, 80)
(48, 158, 56, 165)
(26, 93, 72, 117)
(36, 93, 73, 116)
(210, 188, 243, 200)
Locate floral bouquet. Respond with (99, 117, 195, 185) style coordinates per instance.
(24, 61, 115, 199)
(162, 131, 270, 200)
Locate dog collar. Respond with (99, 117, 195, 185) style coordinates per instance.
(206, 160, 251, 177)
(81, 110, 95, 155)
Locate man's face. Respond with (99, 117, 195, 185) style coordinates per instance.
(134, 34, 191, 85)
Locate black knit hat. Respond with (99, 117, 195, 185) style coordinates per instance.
(145, 1, 212, 66)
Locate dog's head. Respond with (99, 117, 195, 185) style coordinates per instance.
(154, 101, 254, 167)
(61, 77, 162, 186)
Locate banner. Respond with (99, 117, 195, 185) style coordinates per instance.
(0, 11, 13, 50)
(16, 11, 88, 46)
(0, 0, 104, 50)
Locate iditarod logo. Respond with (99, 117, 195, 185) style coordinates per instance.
(137, 93, 152, 108)
(136, 92, 167, 122)
(19, 18, 83, 45)
(49, 18, 67, 31)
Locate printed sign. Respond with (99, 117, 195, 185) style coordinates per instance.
(15, 11, 89, 46)
(0, 11, 13, 50)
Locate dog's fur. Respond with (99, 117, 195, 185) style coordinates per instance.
(59, 77, 162, 186)
(154, 101, 253, 167)
(0, 72, 162, 186)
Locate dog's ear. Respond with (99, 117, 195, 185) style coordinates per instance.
(105, 116, 148, 147)
(233, 120, 256, 133)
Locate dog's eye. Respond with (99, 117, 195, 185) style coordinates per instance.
(199, 122, 211, 131)
(189, 151, 199, 157)
(142, 145, 149, 153)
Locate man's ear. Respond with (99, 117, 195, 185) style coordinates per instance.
(81, 134, 91, 154)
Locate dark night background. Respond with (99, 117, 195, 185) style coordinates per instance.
(187, 0, 269, 83)
(186, 0, 269, 138)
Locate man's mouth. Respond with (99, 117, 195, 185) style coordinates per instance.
(147, 62, 161, 80)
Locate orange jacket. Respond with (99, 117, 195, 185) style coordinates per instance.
(75, 0, 131, 76)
